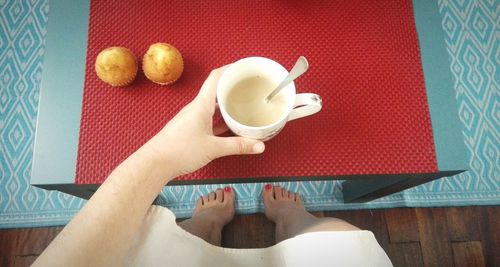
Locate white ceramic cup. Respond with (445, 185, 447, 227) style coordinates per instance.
(217, 57, 322, 141)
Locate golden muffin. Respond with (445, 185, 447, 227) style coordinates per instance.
(142, 43, 184, 85)
(95, 47, 138, 87)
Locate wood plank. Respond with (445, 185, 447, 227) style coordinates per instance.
(386, 242, 424, 267)
(0, 229, 16, 253)
(445, 207, 481, 241)
(221, 210, 388, 249)
(8, 227, 62, 255)
(326, 209, 410, 264)
(415, 208, 454, 267)
(0, 227, 62, 267)
(14, 255, 38, 267)
(478, 206, 500, 266)
(0, 230, 15, 266)
(0, 206, 497, 265)
(385, 208, 420, 243)
(221, 214, 275, 248)
(452, 241, 485, 267)
(326, 208, 391, 257)
(0, 255, 10, 267)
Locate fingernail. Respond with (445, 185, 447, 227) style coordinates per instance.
(265, 184, 272, 191)
(253, 142, 265, 153)
(224, 186, 232, 193)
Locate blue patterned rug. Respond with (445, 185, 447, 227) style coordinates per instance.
(0, 0, 498, 228)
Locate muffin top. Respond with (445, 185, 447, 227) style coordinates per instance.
(95, 47, 138, 86)
(143, 43, 183, 85)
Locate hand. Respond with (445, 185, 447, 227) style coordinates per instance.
(144, 66, 265, 179)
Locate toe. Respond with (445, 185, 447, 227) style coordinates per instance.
(274, 186, 284, 200)
(209, 192, 216, 201)
(223, 186, 234, 204)
(287, 191, 294, 200)
(295, 194, 304, 206)
(262, 184, 274, 202)
(215, 189, 224, 202)
(262, 184, 274, 200)
(202, 195, 209, 205)
(196, 197, 203, 208)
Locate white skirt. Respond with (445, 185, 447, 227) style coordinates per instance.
(125, 206, 392, 267)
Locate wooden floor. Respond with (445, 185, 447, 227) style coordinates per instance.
(1, 206, 498, 266)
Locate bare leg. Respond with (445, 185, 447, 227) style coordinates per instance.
(178, 187, 235, 246)
(262, 184, 360, 243)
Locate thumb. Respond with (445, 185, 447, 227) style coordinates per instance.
(212, 136, 265, 158)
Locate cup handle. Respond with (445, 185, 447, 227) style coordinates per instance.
(288, 93, 322, 121)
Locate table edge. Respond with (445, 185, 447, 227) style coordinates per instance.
(31, 0, 90, 184)
(413, 0, 468, 171)
(32, 0, 468, 185)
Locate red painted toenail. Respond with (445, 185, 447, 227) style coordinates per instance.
(265, 184, 273, 191)
(224, 186, 232, 192)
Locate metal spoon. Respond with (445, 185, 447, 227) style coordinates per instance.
(266, 56, 309, 102)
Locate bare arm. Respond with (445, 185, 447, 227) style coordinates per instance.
(33, 67, 265, 267)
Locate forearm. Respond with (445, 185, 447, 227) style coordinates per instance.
(34, 68, 262, 266)
(34, 139, 173, 267)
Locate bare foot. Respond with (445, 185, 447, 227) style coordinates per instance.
(178, 187, 235, 246)
(193, 187, 235, 227)
(262, 184, 360, 243)
(262, 184, 306, 223)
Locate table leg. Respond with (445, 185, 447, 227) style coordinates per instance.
(33, 184, 99, 200)
(342, 171, 463, 203)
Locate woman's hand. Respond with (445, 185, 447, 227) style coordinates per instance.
(144, 66, 265, 179)
(35, 67, 264, 267)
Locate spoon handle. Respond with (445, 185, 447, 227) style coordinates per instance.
(266, 56, 309, 102)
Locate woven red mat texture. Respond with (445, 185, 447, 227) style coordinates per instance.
(76, 0, 437, 184)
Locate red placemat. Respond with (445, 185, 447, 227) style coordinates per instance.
(76, 0, 437, 184)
